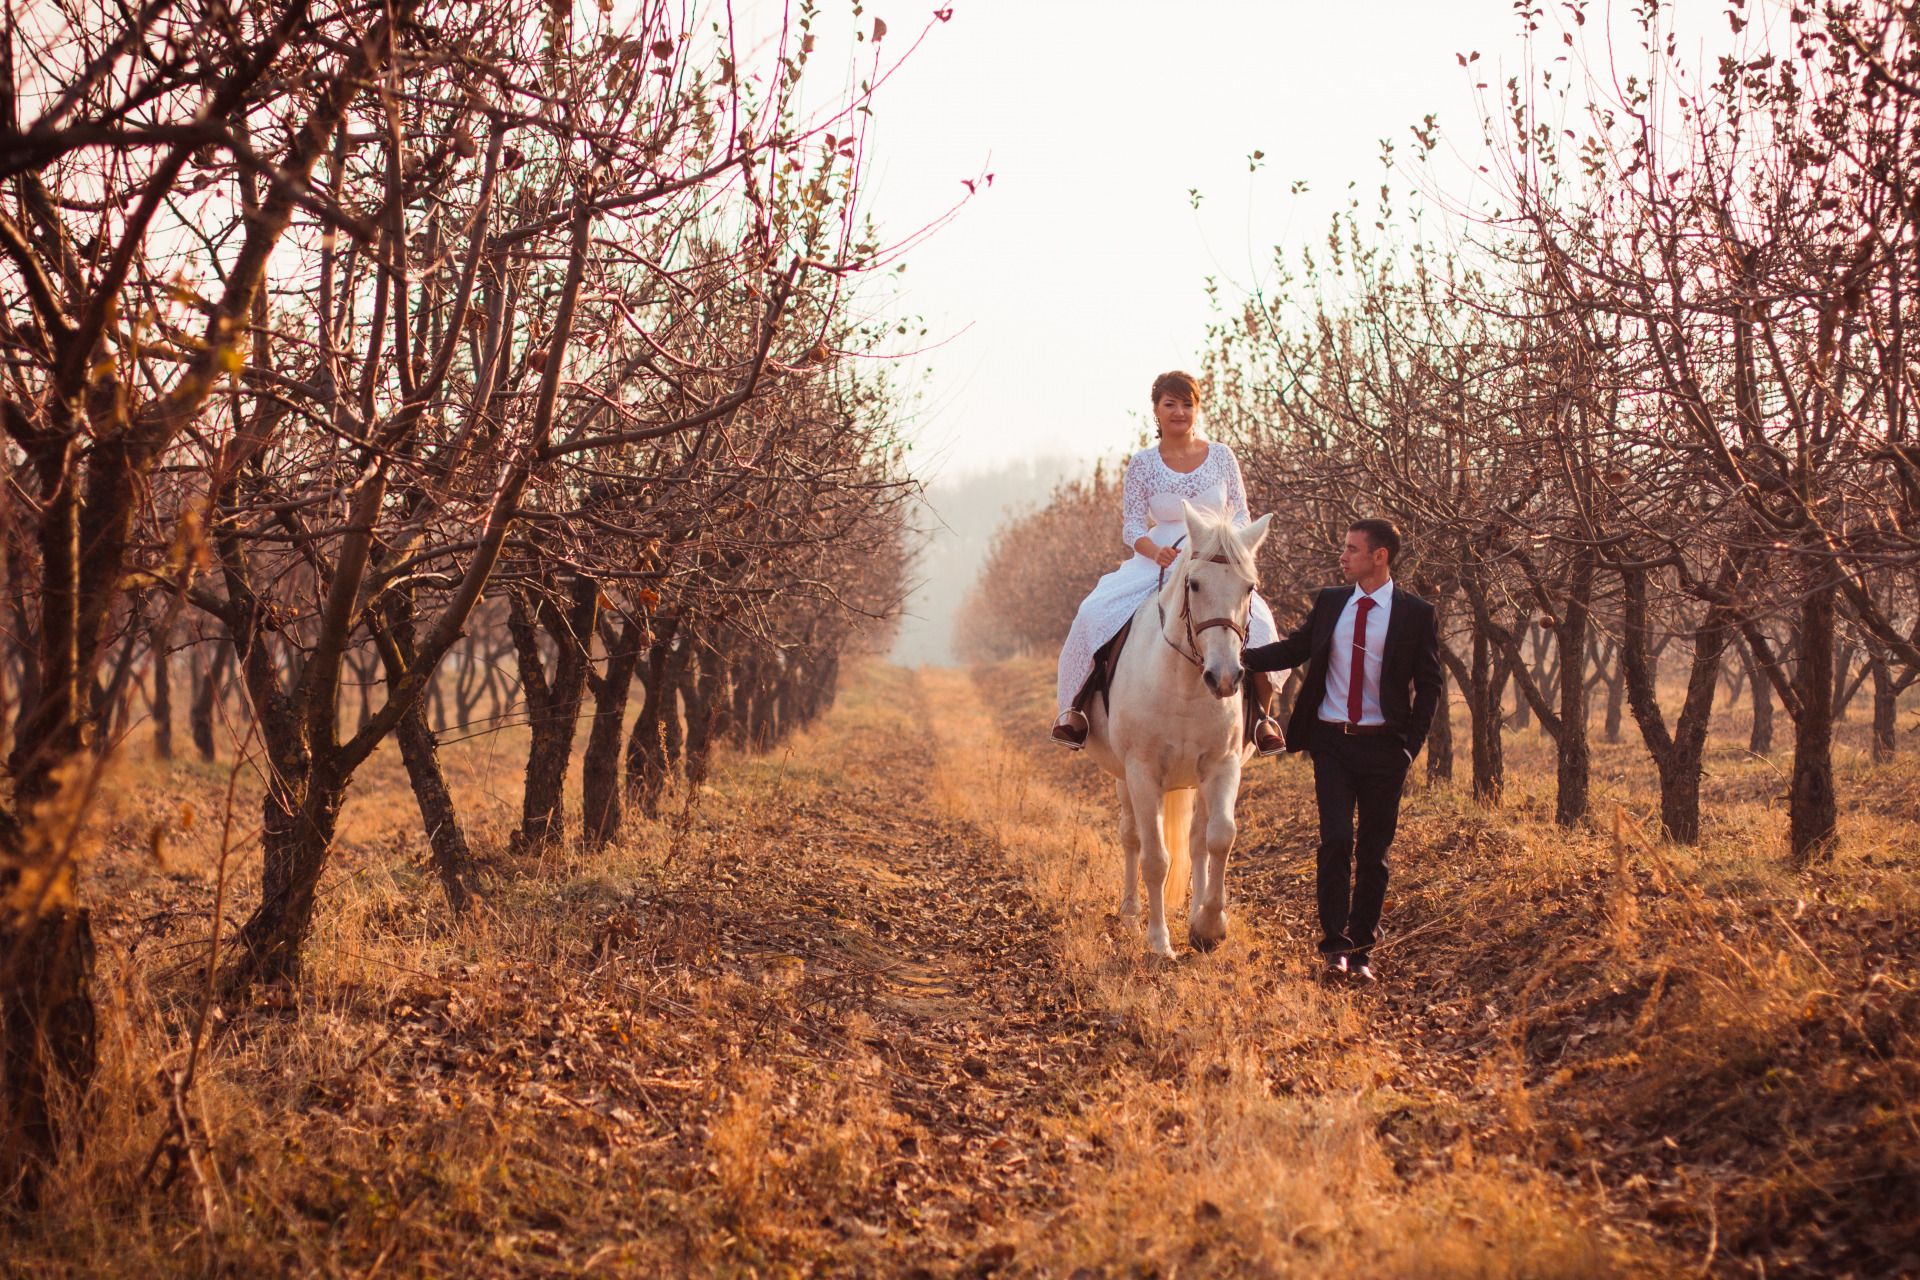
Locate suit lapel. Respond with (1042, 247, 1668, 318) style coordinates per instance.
(1316, 586, 1348, 647)
(1304, 587, 1347, 688)
(1384, 583, 1411, 650)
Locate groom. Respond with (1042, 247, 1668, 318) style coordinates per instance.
(1240, 519, 1442, 983)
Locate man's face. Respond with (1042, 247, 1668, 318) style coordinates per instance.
(1338, 531, 1386, 583)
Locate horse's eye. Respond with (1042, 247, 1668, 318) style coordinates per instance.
(1188, 581, 1198, 591)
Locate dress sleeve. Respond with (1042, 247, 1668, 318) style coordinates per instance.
(1121, 452, 1151, 549)
(1222, 445, 1252, 527)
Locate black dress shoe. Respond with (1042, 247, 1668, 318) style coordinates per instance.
(1349, 962, 1377, 984)
(1321, 953, 1348, 980)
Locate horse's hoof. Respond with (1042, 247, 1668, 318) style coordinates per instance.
(1188, 913, 1228, 952)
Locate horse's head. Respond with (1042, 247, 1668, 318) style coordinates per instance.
(1169, 501, 1273, 699)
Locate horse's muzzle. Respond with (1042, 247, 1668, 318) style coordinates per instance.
(1203, 666, 1243, 699)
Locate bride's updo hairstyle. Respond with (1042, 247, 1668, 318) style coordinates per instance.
(1150, 370, 1202, 437)
(1151, 370, 1201, 406)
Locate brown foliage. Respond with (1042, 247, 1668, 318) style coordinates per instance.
(0, 0, 930, 1200)
(954, 463, 1124, 663)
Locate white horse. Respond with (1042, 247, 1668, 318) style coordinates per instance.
(1083, 502, 1273, 958)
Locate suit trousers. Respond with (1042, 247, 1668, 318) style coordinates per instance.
(1309, 721, 1410, 964)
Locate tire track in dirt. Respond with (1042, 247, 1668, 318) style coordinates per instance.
(660, 664, 1124, 1265)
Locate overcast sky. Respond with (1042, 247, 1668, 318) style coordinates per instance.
(845, 0, 1541, 481)
(732, 0, 1756, 662)
(772, 0, 1743, 483)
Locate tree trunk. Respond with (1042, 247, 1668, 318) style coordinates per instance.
(1462, 624, 1504, 804)
(3, 543, 41, 754)
(1426, 663, 1454, 785)
(1554, 550, 1594, 827)
(1832, 649, 1872, 722)
(1830, 637, 1857, 722)
(227, 673, 344, 990)
(1790, 581, 1839, 865)
(582, 613, 646, 850)
(1621, 567, 1733, 845)
(626, 625, 678, 819)
(454, 634, 483, 729)
(0, 478, 98, 1199)
(749, 659, 778, 750)
(149, 617, 173, 760)
(729, 651, 758, 749)
(395, 699, 478, 911)
(508, 577, 599, 852)
(1603, 644, 1625, 744)
(1739, 637, 1775, 755)
(777, 644, 807, 735)
(190, 637, 231, 762)
(0, 905, 96, 1205)
(812, 648, 842, 723)
(1866, 646, 1897, 764)
(353, 648, 375, 733)
(92, 621, 145, 755)
(378, 596, 480, 913)
(1510, 628, 1534, 731)
(1464, 572, 1587, 823)
(233, 757, 346, 988)
(685, 642, 730, 792)
(662, 642, 690, 767)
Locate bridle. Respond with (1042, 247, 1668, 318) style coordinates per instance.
(1157, 536, 1250, 670)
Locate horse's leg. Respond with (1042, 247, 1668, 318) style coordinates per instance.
(1116, 776, 1142, 920)
(1187, 787, 1212, 924)
(1188, 759, 1243, 952)
(1125, 764, 1175, 958)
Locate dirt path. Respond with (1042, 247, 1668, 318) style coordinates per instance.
(676, 666, 1105, 1246)
(623, 662, 1661, 1277)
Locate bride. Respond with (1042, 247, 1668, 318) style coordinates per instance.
(1051, 370, 1284, 753)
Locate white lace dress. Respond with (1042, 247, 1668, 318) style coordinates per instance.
(1055, 442, 1279, 713)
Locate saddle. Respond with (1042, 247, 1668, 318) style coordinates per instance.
(1083, 618, 1133, 714)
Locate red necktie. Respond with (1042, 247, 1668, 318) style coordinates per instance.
(1348, 597, 1376, 724)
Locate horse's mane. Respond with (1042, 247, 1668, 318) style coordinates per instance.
(1157, 508, 1256, 610)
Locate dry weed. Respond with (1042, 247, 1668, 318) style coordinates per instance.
(5, 659, 1913, 1278)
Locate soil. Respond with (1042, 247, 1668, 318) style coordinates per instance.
(35, 661, 1919, 1278)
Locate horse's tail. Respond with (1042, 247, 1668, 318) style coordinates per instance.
(1160, 787, 1193, 915)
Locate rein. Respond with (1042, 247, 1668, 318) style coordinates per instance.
(1157, 543, 1250, 669)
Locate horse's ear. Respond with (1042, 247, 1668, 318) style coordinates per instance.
(1238, 513, 1274, 557)
(1180, 499, 1204, 547)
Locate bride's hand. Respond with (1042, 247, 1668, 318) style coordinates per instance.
(1155, 546, 1179, 568)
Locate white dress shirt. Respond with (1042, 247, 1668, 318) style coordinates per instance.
(1318, 579, 1395, 725)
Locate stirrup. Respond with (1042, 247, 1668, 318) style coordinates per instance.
(1051, 710, 1088, 750)
(1252, 717, 1285, 757)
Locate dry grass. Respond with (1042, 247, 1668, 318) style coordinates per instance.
(928, 664, 1642, 1279)
(4, 661, 1915, 1277)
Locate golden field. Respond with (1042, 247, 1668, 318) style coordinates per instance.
(7, 659, 1917, 1278)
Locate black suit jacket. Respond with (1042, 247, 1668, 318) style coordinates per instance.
(1242, 583, 1444, 760)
